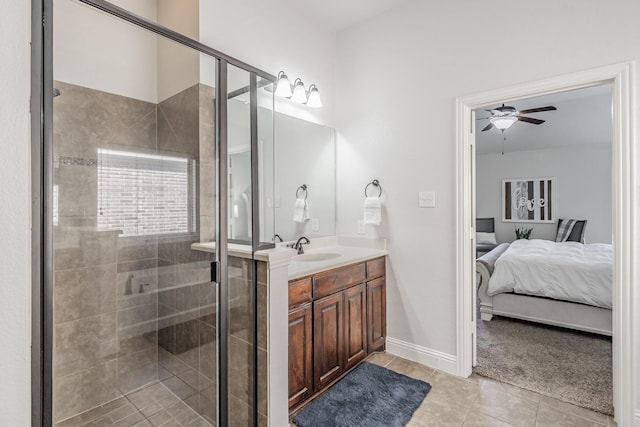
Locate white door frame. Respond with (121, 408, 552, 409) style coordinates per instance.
(455, 62, 636, 425)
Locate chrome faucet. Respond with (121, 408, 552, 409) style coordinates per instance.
(272, 234, 283, 243)
(293, 236, 310, 254)
(125, 274, 134, 295)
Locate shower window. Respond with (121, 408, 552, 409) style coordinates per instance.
(96, 149, 197, 237)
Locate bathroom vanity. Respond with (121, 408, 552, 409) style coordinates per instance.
(192, 238, 387, 423)
(287, 249, 387, 411)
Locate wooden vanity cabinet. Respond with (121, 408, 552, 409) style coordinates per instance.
(288, 278, 313, 408)
(343, 283, 368, 370)
(367, 277, 386, 352)
(288, 304, 313, 408)
(313, 292, 344, 390)
(288, 256, 386, 410)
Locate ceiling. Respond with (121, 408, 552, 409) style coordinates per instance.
(279, 0, 415, 30)
(474, 84, 613, 155)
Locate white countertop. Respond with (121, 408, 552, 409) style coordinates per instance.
(285, 236, 387, 280)
(287, 245, 387, 280)
(191, 236, 387, 280)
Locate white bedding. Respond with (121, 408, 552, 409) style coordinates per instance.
(488, 239, 612, 309)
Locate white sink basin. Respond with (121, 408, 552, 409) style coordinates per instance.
(295, 252, 341, 262)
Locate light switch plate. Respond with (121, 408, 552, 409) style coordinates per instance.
(357, 220, 365, 234)
(419, 191, 436, 208)
(311, 218, 319, 231)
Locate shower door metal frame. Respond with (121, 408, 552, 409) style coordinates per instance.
(30, 1, 275, 425)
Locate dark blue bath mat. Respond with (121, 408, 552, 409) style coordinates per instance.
(292, 361, 431, 427)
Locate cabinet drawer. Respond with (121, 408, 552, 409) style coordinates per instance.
(366, 257, 385, 279)
(313, 263, 366, 299)
(289, 278, 312, 308)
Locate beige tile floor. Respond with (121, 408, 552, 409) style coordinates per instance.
(56, 352, 617, 427)
(55, 382, 213, 427)
(367, 352, 617, 427)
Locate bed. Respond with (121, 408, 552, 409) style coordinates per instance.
(476, 239, 613, 336)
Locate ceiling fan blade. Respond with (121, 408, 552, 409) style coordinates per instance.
(517, 116, 545, 125)
(518, 106, 557, 114)
(481, 122, 494, 131)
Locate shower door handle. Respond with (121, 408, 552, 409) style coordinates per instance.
(211, 261, 219, 283)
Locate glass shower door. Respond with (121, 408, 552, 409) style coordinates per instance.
(50, 4, 219, 425)
(47, 3, 274, 426)
(221, 63, 275, 426)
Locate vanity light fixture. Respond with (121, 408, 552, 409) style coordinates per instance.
(275, 71, 293, 98)
(306, 84, 322, 108)
(273, 70, 323, 108)
(491, 116, 517, 130)
(290, 78, 308, 103)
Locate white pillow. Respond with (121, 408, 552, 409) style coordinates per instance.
(476, 232, 497, 245)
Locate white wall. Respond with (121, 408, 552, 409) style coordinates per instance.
(0, 1, 32, 425)
(335, 0, 640, 409)
(199, 0, 336, 127)
(476, 145, 612, 244)
(54, 0, 159, 103)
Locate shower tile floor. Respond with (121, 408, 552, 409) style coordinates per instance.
(55, 382, 213, 427)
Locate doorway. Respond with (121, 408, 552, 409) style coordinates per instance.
(455, 63, 635, 426)
(473, 84, 613, 414)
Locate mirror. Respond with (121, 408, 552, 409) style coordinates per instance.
(273, 114, 335, 242)
(227, 99, 336, 244)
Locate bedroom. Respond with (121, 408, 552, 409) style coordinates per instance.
(473, 84, 614, 414)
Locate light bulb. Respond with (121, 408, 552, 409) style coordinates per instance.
(306, 84, 322, 108)
(291, 78, 307, 103)
(492, 116, 517, 130)
(274, 71, 292, 98)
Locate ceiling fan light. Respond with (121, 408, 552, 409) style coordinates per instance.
(274, 71, 292, 98)
(306, 84, 322, 108)
(492, 116, 517, 130)
(291, 78, 307, 103)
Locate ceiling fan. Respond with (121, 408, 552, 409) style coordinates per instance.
(479, 104, 557, 132)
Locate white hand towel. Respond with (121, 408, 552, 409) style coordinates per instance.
(303, 200, 310, 221)
(293, 198, 306, 223)
(364, 197, 381, 225)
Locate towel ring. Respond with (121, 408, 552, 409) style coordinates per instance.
(364, 179, 382, 198)
(296, 184, 308, 201)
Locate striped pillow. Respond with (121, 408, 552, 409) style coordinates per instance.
(555, 219, 577, 242)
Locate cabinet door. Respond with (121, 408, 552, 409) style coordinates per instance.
(367, 277, 386, 352)
(313, 292, 344, 390)
(288, 304, 313, 409)
(344, 283, 367, 369)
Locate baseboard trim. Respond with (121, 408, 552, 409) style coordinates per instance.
(386, 336, 457, 375)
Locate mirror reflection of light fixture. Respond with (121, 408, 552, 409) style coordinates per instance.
(306, 84, 322, 108)
(290, 78, 307, 103)
(491, 116, 517, 130)
(274, 71, 292, 98)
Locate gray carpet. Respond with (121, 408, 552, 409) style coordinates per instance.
(292, 362, 431, 427)
(475, 315, 613, 415)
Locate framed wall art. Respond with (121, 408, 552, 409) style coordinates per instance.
(502, 177, 555, 223)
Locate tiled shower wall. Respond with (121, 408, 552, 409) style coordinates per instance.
(53, 80, 266, 426)
(52, 81, 217, 423)
(53, 81, 161, 422)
